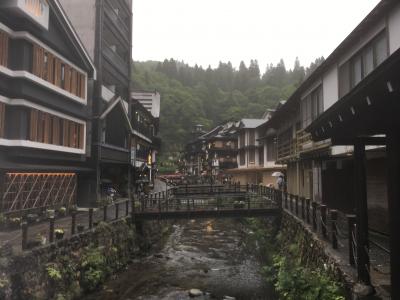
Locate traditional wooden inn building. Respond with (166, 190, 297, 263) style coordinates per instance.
(60, 0, 133, 204)
(130, 96, 161, 186)
(226, 114, 284, 186)
(0, 0, 96, 215)
(270, 0, 399, 295)
(199, 121, 239, 177)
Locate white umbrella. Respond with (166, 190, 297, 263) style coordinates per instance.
(272, 172, 284, 177)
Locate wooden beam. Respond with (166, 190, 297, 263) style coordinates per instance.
(353, 140, 371, 285)
(385, 131, 400, 300)
(331, 136, 386, 146)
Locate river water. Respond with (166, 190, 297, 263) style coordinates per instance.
(84, 219, 277, 300)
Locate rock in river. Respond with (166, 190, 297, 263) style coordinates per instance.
(189, 289, 203, 297)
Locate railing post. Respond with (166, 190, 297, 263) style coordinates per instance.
(125, 200, 129, 216)
(115, 202, 119, 220)
(49, 216, 55, 243)
(166, 195, 169, 212)
(301, 197, 305, 220)
(289, 194, 293, 212)
(21, 220, 28, 250)
(312, 201, 317, 231)
(347, 214, 356, 266)
(159, 194, 162, 212)
(246, 184, 249, 192)
(150, 194, 153, 208)
(247, 195, 251, 210)
(71, 209, 76, 235)
(103, 205, 107, 222)
(331, 210, 338, 249)
(306, 198, 311, 224)
(320, 204, 327, 238)
(89, 208, 93, 229)
(284, 192, 288, 209)
(295, 195, 299, 216)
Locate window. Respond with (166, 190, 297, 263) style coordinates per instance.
(29, 109, 84, 149)
(240, 150, 245, 165)
(339, 31, 388, 98)
(259, 147, 264, 166)
(61, 64, 65, 89)
(249, 149, 255, 164)
(301, 85, 323, 128)
(32, 45, 86, 99)
(249, 130, 255, 146)
(239, 132, 245, 148)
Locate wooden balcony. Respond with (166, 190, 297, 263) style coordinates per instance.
(277, 137, 296, 162)
(296, 129, 330, 154)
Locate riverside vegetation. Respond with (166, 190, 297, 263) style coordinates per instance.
(243, 218, 346, 300)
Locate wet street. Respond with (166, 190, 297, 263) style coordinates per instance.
(84, 219, 276, 300)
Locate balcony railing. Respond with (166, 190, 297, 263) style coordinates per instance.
(133, 121, 154, 140)
(277, 137, 296, 161)
(296, 129, 330, 154)
(277, 130, 331, 161)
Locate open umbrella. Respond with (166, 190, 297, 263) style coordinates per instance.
(272, 171, 284, 177)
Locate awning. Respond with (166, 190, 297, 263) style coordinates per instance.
(306, 48, 400, 143)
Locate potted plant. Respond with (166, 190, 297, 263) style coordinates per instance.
(55, 229, 65, 240)
(58, 206, 67, 217)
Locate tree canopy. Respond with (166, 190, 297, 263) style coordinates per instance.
(132, 57, 324, 156)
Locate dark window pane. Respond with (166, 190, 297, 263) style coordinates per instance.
(375, 34, 388, 66)
(363, 47, 374, 76)
(352, 56, 362, 87)
(339, 61, 350, 98)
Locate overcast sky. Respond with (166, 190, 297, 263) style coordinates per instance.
(132, 0, 381, 71)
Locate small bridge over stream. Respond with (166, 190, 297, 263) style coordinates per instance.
(133, 184, 281, 220)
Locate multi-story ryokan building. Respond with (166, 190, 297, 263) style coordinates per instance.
(269, 0, 400, 293)
(0, 0, 96, 214)
(60, 0, 133, 204)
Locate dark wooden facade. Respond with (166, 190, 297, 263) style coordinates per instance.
(60, 0, 133, 204)
(0, 0, 96, 214)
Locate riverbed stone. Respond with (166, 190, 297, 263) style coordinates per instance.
(223, 296, 236, 300)
(188, 288, 203, 297)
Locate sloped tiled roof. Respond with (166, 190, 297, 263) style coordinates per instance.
(240, 119, 267, 129)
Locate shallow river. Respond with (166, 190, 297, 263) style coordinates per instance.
(85, 219, 277, 300)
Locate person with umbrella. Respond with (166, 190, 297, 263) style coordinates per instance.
(272, 171, 285, 190)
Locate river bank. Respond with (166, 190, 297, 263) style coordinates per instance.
(84, 218, 277, 300)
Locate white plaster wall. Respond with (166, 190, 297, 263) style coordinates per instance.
(322, 67, 339, 111)
(338, 19, 386, 67)
(388, 4, 400, 54)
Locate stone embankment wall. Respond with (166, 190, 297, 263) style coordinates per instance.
(279, 211, 357, 299)
(0, 218, 170, 300)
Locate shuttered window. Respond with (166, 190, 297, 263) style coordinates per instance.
(0, 102, 5, 138)
(29, 109, 84, 149)
(32, 44, 86, 99)
(0, 31, 9, 67)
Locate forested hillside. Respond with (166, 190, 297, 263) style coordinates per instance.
(131, 57, 324, 156)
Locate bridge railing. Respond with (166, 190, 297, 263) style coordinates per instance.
(134, 183, 283, 215)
